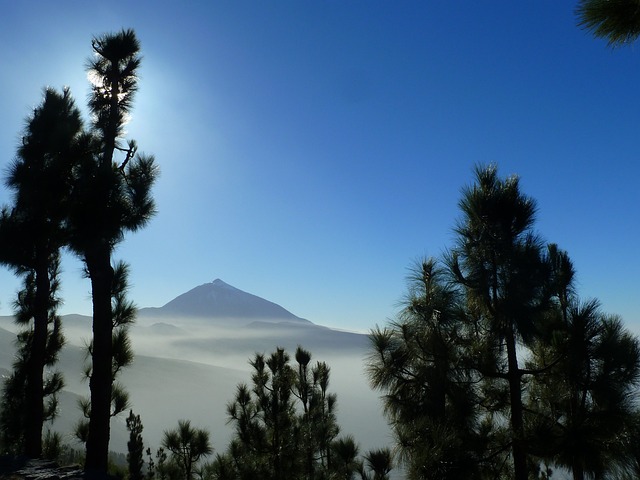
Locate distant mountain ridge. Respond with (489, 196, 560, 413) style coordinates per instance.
(0, 280, 387, 459)
(138, 278, 309, 323)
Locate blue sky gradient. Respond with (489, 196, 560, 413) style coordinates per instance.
(0, 2, 638, 332)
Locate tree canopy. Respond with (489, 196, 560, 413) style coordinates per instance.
(368, 164, 640, 479)
(0, 29, 157, 476)
(577, 0, 640, 46)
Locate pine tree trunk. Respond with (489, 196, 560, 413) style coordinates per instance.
(85, 76, 117, 476)
(572, 465, 585, 480)
(570, 382, 585, 480)
(506, 323, 527, 480)
(23, 259, 49, 458)
(433, 334, 448, 421)
(84, 247, 114, 475)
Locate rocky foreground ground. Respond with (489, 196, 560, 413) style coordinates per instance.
(0, 458, 84, 480)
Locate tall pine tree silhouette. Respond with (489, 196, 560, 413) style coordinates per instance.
(66, 29, 157, 475)
(0, 88, 87, 457)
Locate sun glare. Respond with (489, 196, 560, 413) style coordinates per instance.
(86, 69, 132, 126)
(86, 69, 103, 89)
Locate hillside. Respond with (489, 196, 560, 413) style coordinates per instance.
(0, 280, 390, 457)
(138, 278, 310, 324)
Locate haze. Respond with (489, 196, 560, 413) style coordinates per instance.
(0, 313, 391, 459)
(0, 2, 638, 334)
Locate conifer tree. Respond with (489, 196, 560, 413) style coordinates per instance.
(294, 346, 340, 477)
(448, 164, 551, 480)
(243, 348, 299, 479)
(162, 420, 212, 480)
(368, 165, 640, 478)
(0, 87, 84, 458)
(75, 262, 136, 442)
(64, 29, 157, 474)
(527, 247, 640, 479)
(576, 0, 640, 46)
(127, 410, 145, 480)
(330, 436, 360, 480)
(367, 258, 506, 478)
(221, 347, 366, 480)
(360, 448, 392, 480)
(0, 264, 64, 455)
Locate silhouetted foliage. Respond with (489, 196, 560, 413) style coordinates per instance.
(0, 262, 66, 457)
(526, 246, 640, 479)
(0, 27, 156, 473)
(368, 164, 640, 479)
(145, 447, 157, 480)
(216, 346, 381, 480)
(0, 87, 83, 458)
(360, 448, 392, 480)
(368, 258, 506, 479)
(225, 348, 300, 479)
(58, 28, 157, 475)
(448, 164, 551, 480)
(331, 435, 360, 480)
(42, 429, 65, 461)
(0, 269, 63, 455)
(577, 0, 640, 46)
(162, 420, 213, 480)
(74, 262, 137, 447)
(127, 410, 145, 480)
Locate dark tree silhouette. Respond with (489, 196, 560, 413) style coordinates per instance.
(0, 264, 64, 456)
(448, 164, 551, 480)
(227, 348, 299, 479)
(162, 420, 212, 480)
(367, 258, 506, 479)
(0, 87, 86, 458)
(127, 410, 145, 480)
(527, 246, 640, 479)
(64, 29, 157, 475)
(219, 346, 368, 480)
(294, 346, 340, 477)
(360, 448, 392, 480)
(75, 262, 136, 449)
(577, 0, 640, 46)
(331, 435, 360, 480)
(368, 165, 640, 478)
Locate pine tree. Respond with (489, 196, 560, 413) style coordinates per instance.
(368, 165, 640, 477)
(223, 347, 363, 480)
(294, 346, 340, 478)
(248, 348, 299, 479)
(576, 0, 640, 46)
(448, 164, 551, 479)
(330, 436, 360, 480)
(0, 87, 83, 458)
(360, 448, 392, 480)
(64, 29, 157, 474)
(367, 258, 505, 478)
(162, 420, 213, 480)
(75, 262, 136, 444)
(0, 263, 64, 455)
(127, 410, 145, 480)
(527, 246, 640, 479)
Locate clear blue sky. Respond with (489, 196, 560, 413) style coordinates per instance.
(0, 1, 638, 333)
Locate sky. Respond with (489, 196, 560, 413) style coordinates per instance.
(0, 1, 638, 333)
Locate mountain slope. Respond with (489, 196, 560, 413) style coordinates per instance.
(0, 282, 390, 460)
(139, 279, 309, 323)
(0, 326, 387, 457)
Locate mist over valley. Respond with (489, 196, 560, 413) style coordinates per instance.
(0, 279, 391, 457)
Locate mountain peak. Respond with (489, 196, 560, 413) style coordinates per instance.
(211, 278, 234, 289)
(155, 279, 309, 323)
